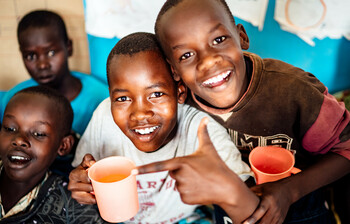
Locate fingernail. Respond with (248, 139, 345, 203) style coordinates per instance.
(244, 219, 254, 224)
(131, 169, 139, 175)
(203, 117, 209, 124)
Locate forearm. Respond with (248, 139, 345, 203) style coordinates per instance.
(217, 174, 260, 223)
(282, 152, 350, 204)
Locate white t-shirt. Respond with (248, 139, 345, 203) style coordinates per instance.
(73, 98, 253, 223)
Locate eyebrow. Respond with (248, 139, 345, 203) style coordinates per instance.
(146, 82, 167, 90)
(111, 82, 168, 94)
(4, 114, 15, 119)
(209, 23, 222, 34)
(21, 42, 57, 52)
(34, 121, 52, 127)
(111, 88, 129, 94)
(172, 23, 222, 50)
(3, 114, 51, 127)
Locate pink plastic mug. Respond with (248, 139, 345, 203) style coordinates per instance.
(88, 156, 139, 222)
(249, 146, 301, 184)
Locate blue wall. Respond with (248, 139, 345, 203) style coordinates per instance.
(87, 34, 119, 84)
(234, 0, 350, 94)
(86, 0, 350, 93)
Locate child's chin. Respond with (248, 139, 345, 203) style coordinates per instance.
(135, 144, 161, 153)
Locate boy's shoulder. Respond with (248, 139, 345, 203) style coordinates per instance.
(177, 103, 227, 135)
(245, 52, 326, 93)
(71, 71, 109, 101)
(3, 79, 37, 100)
(178, 103, 207, 122)
(72, 71, 106, 85)
(91, 97, 111, 117)
(246, 51, 308, 77)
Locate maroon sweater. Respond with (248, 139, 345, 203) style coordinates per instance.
(187, 52, 350, 169)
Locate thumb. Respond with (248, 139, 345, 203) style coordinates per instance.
(196, 117, 212, 148)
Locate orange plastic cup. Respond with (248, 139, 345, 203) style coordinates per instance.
(88, 156, 139, 223)
(249, 146, 301, 184)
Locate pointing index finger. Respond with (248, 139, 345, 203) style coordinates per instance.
(136, 158, 182, 175)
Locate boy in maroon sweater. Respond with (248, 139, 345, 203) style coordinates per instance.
(137, 0, 350, 223)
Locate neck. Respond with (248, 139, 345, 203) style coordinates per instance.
(52, 72, 82, 101)
(0, 171, 45, 213)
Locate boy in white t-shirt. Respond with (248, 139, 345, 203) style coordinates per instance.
(68, 32, 258, 223)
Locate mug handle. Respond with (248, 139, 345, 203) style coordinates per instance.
(288, 149, 301, 175)
(86, 168, 96, 195)
(291, 167, 301, 174)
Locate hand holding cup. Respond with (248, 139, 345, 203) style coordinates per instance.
(68, 153, 97, 204)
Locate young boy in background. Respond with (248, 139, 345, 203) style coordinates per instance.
(0, 10, 108, 137)
(68, 32, 259, 224)
(0, 10, 109, 177)
(0, 86, 106, 223)
(148, 0, 350, 223)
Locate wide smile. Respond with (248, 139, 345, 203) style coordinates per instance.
(132, 125, 160, 142)
(202, 70, 231, 88)
(134, 126, 160, 135)
(7, 151, 32, 168)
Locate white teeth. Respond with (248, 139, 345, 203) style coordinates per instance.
(134, 126, 159, 135)
(10, 155, 30, 161)
(203, 71, 230, 86)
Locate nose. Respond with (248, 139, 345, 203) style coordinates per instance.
(37, 56, 50, 70)
(130, 99, 154, 122)
(11, 132, 30, 148)
(197, 50, 223, 72)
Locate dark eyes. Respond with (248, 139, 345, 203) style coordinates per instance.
(115, 92, 164, 102)
(180, 52, 194, 61)
(2, 126, 46, 138)
(213, 36, 226, 45)
(48, 50, 55, 57)
(3, 126, 16, 132)
(25, 53, 36, 61)
(116, 96, 131, 102)
(24, 50, 55, 61)
(178, 36, 226, 62)
(33, 132, 47, 137)
(150, 92, 164, 98)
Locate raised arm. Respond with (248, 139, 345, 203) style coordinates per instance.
(137, 118, 260, 223)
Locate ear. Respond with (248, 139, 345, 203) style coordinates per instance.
(57, 134, 75, 156)
(167, 58, 181, 81)
(236, 24, 249, 50)
(177, 80, 187, 104)
(67, 39, 73, 57)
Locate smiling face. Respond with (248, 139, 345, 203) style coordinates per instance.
(109, 50, 184, 152)
(18, 26, 72, 88)
(0, 93, 66, 184)
(157, 0, 250, 109)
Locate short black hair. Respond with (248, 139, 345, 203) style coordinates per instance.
(17, 10, 69, 43)
(106, 32, 167, 85)
(155, 0, 235, 39)
(13, 86, 73, 136)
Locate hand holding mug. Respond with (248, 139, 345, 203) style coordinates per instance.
(68, 153, 96, 204)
